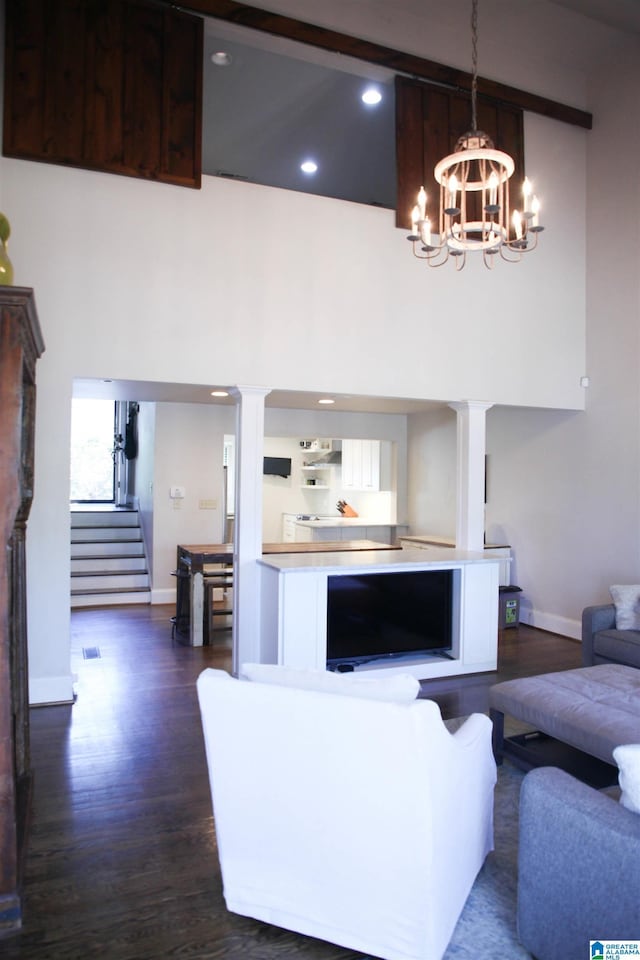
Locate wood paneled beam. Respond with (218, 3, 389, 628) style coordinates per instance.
(167, 0, 592, 130)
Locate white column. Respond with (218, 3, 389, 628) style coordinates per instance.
(229, 385, 271, 674)
(448, 401, 493, 552)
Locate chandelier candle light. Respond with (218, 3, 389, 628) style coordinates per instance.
(407, 0, 544, 270)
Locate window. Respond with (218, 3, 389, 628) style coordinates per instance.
(202, 24, 396, 208)
(70, 399, 116, 502)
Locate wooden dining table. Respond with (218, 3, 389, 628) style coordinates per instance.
(175, 539, 402, 646)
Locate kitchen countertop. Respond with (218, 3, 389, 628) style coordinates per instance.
(293, 517, 408, 527)
(178, 540, 402, 564)
(258, 545, 495, 573)
(401, 534, 510, 549)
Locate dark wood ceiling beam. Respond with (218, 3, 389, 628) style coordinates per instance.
(170, 0, 592, 130)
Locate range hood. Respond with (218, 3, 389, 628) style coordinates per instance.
(307, 450, 342, 466)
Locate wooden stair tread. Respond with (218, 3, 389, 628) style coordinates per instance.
(71, 585, 151, 596)
(70, 523, 141, 530)
(70, 537, 143, 544)
(71, 569, 148, 578)
(71, 553, 145, 561)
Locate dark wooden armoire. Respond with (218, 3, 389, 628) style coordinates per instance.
(0, 288, 44, 935)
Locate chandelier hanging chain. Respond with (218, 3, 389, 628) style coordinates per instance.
(405, 0, 544, 269)
(470, 0, 478, 133)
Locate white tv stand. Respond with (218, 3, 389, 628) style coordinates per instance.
(258, 547, 499, 679)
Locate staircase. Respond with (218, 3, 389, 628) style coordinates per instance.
(70, 507, 151, 607)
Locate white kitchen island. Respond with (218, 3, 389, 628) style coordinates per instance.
(258, 546, 499, 680)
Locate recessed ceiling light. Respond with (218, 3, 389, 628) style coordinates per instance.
(300, 160, 318, 175)
(318, 398, 335, 405)
(362, 87, 382, 106)
(211, 51, 232, 66)
(211, 390, 229, 397)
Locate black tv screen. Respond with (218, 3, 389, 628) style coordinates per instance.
(326, 569, 453, 667)
(263, 456, 292, 478)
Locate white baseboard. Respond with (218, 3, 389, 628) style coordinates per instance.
(29, 674, 75, 706)
(519, 606, 581, 641)
(151, 587, 177, 605)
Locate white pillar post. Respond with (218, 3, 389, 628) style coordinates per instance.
(448, 401, 493, 552)
(229, 385, 271, 674)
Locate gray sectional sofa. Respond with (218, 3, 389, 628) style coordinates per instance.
(582, 603, 640, 668)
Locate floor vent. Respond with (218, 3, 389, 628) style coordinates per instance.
(82, 646, 101, 660)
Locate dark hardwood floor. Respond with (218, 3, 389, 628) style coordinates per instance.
(1, 605, 581, 959)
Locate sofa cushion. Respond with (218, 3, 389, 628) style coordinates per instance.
(593, 629, 640, 668)
(240, 662, 420, 702)
(610, 584, 640, 629)
(613, 743, 640, 814)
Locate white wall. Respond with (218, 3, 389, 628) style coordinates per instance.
(407, 31, 640, 639)
(4, 144, 585, 408)
(135, 402, 156, 573)
(407, 407, 458, 538)
(263, 437, 303, 541)
(6, 0, 633, 699)
(150, 402, 235, 600)
(490, 39, 640, 637)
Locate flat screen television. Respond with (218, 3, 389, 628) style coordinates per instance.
(326, 569, 453, 668)
(263, 456, 292, 478)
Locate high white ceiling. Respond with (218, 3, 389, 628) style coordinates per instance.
(72, 378, 445, 415)
(551, 0, 640, 34)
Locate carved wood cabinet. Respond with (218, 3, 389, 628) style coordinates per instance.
(0, 288, 44, 935)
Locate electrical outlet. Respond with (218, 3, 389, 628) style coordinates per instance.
(173, 499, 182, 510)
(199, 499, 217, 510)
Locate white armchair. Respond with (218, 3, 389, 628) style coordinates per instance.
(197, 665, 497, 960)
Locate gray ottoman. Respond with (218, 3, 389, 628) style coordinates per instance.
(489, 663, 640, 767)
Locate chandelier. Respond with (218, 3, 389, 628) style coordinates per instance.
(407, 0, 543, 270)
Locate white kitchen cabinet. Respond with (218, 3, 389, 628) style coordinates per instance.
(365, 525, 389, 544)
(341, 526, 367, 540)
(307, 527, 340, 542)
(293, 524, 313, 542)
(341, 439, 391, 491)
(282, 514, 298, 542)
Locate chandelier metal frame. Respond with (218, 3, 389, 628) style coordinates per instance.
(407, 0, 543, 270)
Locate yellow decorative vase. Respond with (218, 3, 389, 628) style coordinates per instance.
(0, 214, 13, 285)
(0, 241, 14, 286)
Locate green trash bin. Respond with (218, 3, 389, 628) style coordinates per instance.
(499, 585, 522, 629)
